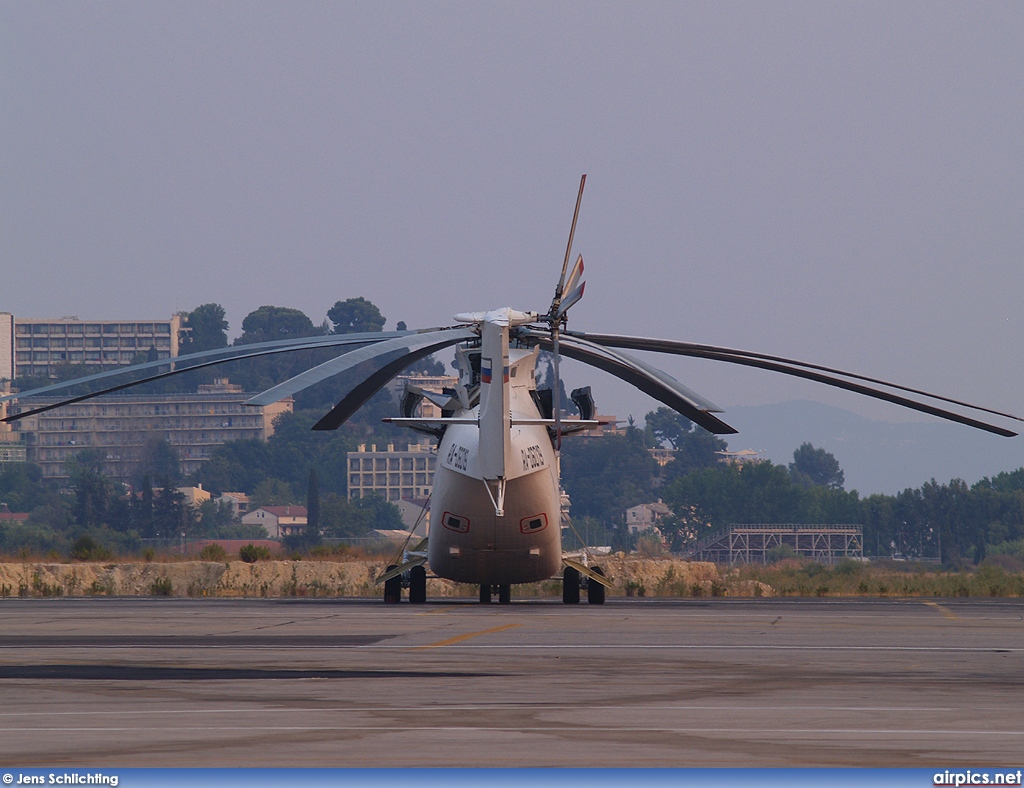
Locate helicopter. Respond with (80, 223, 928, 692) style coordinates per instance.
(3, 176, 1021, 605)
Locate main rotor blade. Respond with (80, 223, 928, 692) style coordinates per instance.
(566, 331, 1019, 438)
(0, 329, 415, 406)
(1, 334, 401, 423)
(248, 329, 474, 406)
(523, 330, 737, 435)
(311, 329, 476, 430)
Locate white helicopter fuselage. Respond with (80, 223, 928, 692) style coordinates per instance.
(428, 344, 563, 585)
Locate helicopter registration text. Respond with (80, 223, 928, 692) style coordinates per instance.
(521, 444, 546, 472)
(446, 443, 470, 472)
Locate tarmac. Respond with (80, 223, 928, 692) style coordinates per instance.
(0, 596, 1021, 767)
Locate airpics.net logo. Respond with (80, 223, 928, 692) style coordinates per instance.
(934, 770, 1023, 786)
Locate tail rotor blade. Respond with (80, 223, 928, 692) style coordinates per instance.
(563, 254, 584, 299)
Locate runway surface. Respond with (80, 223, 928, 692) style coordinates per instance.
(0, 596, 1021, 766)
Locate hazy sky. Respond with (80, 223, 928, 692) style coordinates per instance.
(3, 3, 1023, 453)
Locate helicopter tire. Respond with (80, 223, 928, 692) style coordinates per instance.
(383, 565, 402, 604)
(498, 584, 511, 604)
(562, 566, 580, 604)
(479, 584, 492, 603)
(587, 566, 606, 605)
(409, 565, 427, 604)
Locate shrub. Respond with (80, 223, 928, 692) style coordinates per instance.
(199, 543, 227, 562)
(766, 544, 798, 563)
(149, 577, 173, 596)
(70, 535, 110, 562)
(239, 544, 271, 563)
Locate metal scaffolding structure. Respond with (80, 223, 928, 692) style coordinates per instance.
(689, 524, 864, 565)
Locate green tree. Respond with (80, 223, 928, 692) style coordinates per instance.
(328, 297, 386, 334)
(790, 442, 845, 490)
(194, 438, 273, 495)
(237, 306, 321, 345)
(180, 303, 229, 353)
(132, 437, 181, 490)
(249, 478, 298, 509)
(645, 407, 694, 449)
(67, 450, 114, 530)
(560, 428, 660, 523)
(660, 461, 805, 532)
(307, 467, 320, 534)
(320, 493, 404, 538)
(0, 463, 50, 512)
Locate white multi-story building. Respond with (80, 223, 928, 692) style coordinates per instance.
(347, 442, 436, 502)
(0, 313, 183, 381)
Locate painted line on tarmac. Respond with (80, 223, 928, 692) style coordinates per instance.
(411, 623, 521, 649)
(0, 703, 963, 717)
(922, 600, 961, 620)
(2, 725, 1021, 737)
(377, 643, 1022, 652)
(2, 642, 1016, 652)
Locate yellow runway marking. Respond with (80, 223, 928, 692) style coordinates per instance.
(922, 601, 960, 620)
(413, 623, 521, 649)
(415, 609, 450, 616)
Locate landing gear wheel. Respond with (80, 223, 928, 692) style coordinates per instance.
(562, 566, 580, 604)
(479, 584, 492, 604)
(498, 584, 511, 604)
(409, 565, 427, 604)
(384, 565, 402, 604)
(587, 566, 606, 605)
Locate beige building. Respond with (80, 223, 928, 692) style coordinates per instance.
(177, 485, 212, 508)
(347, 442, 436, 502)
(216, 492, 250, 517)
(0, 313, 13, 382)
(242, 505, 308, 538)
(716, 449, 766, 465)
(1, 313, 183, 381)
(626, 501, 673, 535)
(0, 381, 27, 464)
(396, 497, 431, 537)
(7, 379, 292, 482)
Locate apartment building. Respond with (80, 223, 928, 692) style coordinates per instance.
(0, 313, 183, 381)
(7, 379, 292, 482)
(347, 442, 436, 502)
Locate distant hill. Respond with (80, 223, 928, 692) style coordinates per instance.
(721, 400, 1024, 495)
